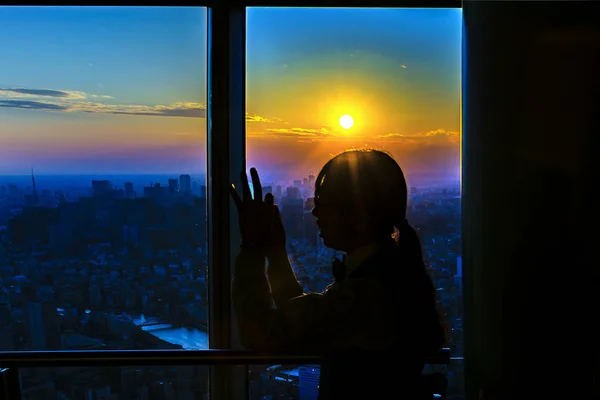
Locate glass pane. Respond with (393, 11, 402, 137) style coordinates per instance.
(248, 364, 455, 400)
(246, 7, 463, 399)
(19, 366, 209, 399)
(248, 365, 316, 400)
(0, 6, 208, 354)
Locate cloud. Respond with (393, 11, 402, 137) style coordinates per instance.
(255, 127, 331, 140)
(0, 100, 69, 111)
(246, 113, 279, 123)
(0, 87, 112, 99)
(377, 133, 411, 139)
(81, 102, 206, 118)
(267, 127, 329, 136)
(377, 129, 459, 142)
(0, 86, 205, 118)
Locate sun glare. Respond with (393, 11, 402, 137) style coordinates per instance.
(339, 114, 354, 130)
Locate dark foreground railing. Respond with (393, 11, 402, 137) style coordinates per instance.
(0, 348, 451, 399)
(0, 348, 450, 367)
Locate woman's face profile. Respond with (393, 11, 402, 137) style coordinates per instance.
(312, 150, 403, 252)
(312, 181, 353, 251)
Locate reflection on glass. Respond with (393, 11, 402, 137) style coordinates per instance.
(246, 7, 463, 399)
(0, 5, 208, 396)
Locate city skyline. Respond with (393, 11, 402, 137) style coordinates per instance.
(1, 7, 461, 182)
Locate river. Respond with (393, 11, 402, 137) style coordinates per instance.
(132, 315, 209, 350)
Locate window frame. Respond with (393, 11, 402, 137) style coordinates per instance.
(0, 1, 468, 400)
(208, 3, 248, 399)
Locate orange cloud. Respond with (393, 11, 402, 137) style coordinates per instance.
(266, 127, 329, 136)
(376, 129, 459, 143)
(246, 113, 281, 123)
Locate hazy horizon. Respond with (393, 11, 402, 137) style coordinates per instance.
(0, 172, 460, 192)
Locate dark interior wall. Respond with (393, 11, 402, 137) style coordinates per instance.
(462, 1, 599, 399)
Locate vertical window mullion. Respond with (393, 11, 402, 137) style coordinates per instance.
(208, 2, 247, 400)
(461, 4, 487, 400)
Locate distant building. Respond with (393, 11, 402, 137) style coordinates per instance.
(286, 186, 301, 199)
(454, 256, 463, 292)
(124, 182, 135, 198)
(26, 300, 61, 350)
(299, 366, 320, 400)
(0, 326, 14, 351)
(92, 180, 112, 197)
(282, 197, 304, 239)
(48, 223, 73, 256)
(0, 302, 14, 351)
(7, 183, 19, 197)
(168, 178, 179, 193)
(304, 198, 318, 246)
(123, 225, 139, 248)
(180, 174, 192, 194)
(143, 183, 170, 203)
(304, 197, 315, 211)
(0, 303, 11, 327)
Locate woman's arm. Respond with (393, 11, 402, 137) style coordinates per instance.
(232, 248, 358, 352)
(266, 248, 304, 307)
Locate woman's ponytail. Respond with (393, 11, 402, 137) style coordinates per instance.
(394, 217, 425, 269)
(395, 217, 449, 347)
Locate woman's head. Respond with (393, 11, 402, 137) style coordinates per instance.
(312, 149, 409, 252)
(313, 148, 447, 347)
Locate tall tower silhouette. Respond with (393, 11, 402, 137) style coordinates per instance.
(31, 168, 38, 204)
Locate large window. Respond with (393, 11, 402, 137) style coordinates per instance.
(0, 4, 466, 400)
(0, 6, 209, 398)
(246, 7, 463, 399)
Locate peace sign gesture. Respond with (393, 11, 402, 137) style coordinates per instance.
(230, 168, 286, 252)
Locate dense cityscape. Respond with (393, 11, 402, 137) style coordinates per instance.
(0, 171, 463, 399)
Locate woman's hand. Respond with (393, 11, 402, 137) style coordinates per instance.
(230, 168, 286, 253)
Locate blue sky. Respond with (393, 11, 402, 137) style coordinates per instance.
(0, 7, 207, 105)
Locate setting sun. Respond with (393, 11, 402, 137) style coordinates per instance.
(339, 114, 354, 130)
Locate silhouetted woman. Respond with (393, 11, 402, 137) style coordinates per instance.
(231, 149, 446, 399)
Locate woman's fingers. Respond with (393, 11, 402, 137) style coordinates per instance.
(250, 168, 262, 201)
(240, 171, 252, 202)
(230, 184, 242, 210)
(264, 192, 274, 208)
